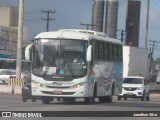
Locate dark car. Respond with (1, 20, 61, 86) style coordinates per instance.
(22, 79, 41, 102)
(0, 79, 7, 85)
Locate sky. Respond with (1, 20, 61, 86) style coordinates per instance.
(0, 0, 160, 59)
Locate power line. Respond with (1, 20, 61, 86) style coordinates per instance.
(41, 9, 56, 32)
(149, 40, 160, 61)
(24, 19, 41, 22)
(80, 23, 95, 30)
(24, 11, 41, 14)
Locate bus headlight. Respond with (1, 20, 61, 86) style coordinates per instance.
(70, 82, 86, 89)
(137, 87, 143, 90)
(32, 80, 46, 87)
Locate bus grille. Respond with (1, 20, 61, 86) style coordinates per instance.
(41, 91, 75, 95)
(46, 86, 70, 89)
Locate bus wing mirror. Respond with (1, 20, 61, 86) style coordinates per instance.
(25, 44, 33, 61)
(86, 45, 92, 62)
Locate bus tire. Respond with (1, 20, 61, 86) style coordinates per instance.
(105, 95, 112, 103)
(105, 83, 114, 103)
(62, 98, 68, 103)
(22, 97, 27, 102)
(42, 97, 52, 104)
(84, 97, 93, 104)
(68, 98, 76, 104)
(32, 98, 36, 102)
(117, 96, 121, 101)
(99, 97, 105, 103)
(124, 97, 127, 100)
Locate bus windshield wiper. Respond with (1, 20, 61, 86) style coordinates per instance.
(42, 53, 55, 78)
(42, 66, 49, 78)
(66, 62, 75, 79)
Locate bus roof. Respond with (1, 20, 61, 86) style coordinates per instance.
(35, 29, 122, 44)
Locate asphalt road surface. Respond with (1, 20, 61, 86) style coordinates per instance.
(0, 93, 160, 120)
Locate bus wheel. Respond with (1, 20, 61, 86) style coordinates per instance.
(42, 97, 51, 104)
(22, 97, 27, 102)
(68, 98, 75, 104)
(84, 97, 93, 104)
(32, 98, 36, 102)
(124, 97, 127, 100)
(117, 96, 121, 101)
(62, 98, 69, 103)
(105, 95, 113, 103)
(105, 84, 114, 103)
(99, 97, 105, 103)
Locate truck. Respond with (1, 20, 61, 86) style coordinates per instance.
(123, 45, 149, 79)
(118, 45, 150, 101)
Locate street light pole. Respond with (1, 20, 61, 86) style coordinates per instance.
(145, 0, 150, 48)
(16, 0, 24, 79)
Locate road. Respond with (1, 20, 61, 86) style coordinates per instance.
(0, 93, 160, 120)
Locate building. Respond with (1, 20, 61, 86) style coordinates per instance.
(0, 7, 19, 27)
(125, 1, 141, 47)
(91, 0, 105, 32)
(0, 6, 29, 59)
(0, 26, 17, 58)
(105, 0, 118, 39)
(91, 0, 118, 38)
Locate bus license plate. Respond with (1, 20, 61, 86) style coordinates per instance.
(53, 90, 62, 95)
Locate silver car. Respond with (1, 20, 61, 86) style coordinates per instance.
(0, 69, 31, 84)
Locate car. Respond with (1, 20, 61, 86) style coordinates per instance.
(118, 76, 150, 101)
(156, 72, 160, 84)
(22, 78, 40, 102)
(0, 79, 7, 85)
(22, 79, 60, 102)
(0, 69, 31, 84)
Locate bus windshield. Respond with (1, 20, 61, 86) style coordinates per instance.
(32, 39, 87, 80)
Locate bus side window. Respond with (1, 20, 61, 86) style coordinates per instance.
(98, 42, 104, 60)
(109, 44, 114, 61)
(118, 46, 122, 61)
(89, 40, 94, 66)
(114, 45, 118, 61)
(104, 43, 109, 60)
(94, 41, 99, 60)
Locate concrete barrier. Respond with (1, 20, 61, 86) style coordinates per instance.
(0, 85, 13, 94)
(13, 86, 22, 95)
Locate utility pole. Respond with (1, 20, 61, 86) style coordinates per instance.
(41, 10, 56, 32)
(16, 0, 24, 79)
(81, 23, 95, 30)
(125, 0, 128, 44)
(145, 0, 150, 48)
(149, 40, 160, 60)
(117, 29, 125, 43)
(149, 40, 159, 73)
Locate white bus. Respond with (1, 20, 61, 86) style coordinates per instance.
(25, 29, 123, 104)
